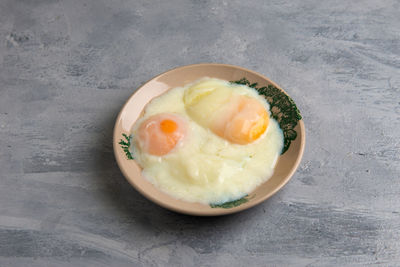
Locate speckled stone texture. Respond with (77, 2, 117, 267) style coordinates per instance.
(0, 0, 399, 266)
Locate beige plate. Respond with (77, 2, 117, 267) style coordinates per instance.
(113, 63, 305, 216)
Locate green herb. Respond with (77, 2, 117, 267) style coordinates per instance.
(231, 78, 302, 154)
(119, 133, 133, 160)
(210, 195, 249, 208)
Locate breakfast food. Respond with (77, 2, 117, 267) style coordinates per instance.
(184, 80, 270, 145)
(131, 78, 283, 205)
(136, 113, 187, 156)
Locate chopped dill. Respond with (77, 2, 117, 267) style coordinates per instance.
(119, 133, 133, 160)
(210, 195, 249, 208)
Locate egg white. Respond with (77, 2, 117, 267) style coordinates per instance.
(131, 78, 283, 205)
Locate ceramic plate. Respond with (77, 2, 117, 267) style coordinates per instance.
(113, 63, 305, 216)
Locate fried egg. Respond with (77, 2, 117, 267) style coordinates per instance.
(184, 80, 270, 145)
(131, 78, 283, 204)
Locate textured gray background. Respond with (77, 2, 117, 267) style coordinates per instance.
(1, 0, 400, 266)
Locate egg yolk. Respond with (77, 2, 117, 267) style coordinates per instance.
(137, 114, 186, 156)
(160, 119, 178, 133)
(212, 96, 269, 145)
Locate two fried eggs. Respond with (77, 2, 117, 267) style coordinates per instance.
(131, 78, 283, 204)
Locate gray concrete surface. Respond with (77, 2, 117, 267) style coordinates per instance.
(1, 0, 399, 266)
